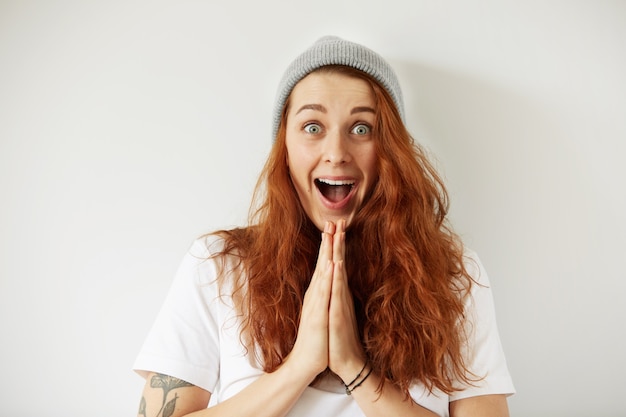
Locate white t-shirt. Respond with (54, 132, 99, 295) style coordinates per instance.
(134, 236, 515, 417)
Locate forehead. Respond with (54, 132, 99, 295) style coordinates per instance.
(289, 71, 375, 105)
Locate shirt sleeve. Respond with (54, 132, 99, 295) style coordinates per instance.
(449, 250, 516, 401)
(133, 238, 223, 393)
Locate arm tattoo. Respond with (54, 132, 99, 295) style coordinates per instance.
(138, 373, 194, 417)
(138, 396, 147, 417)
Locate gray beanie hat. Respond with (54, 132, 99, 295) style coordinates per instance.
(271, 36, 405, 141)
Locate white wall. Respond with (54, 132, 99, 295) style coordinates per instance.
(1, 1, 624, 416)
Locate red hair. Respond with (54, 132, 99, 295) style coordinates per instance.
(210, 66, 474, 396)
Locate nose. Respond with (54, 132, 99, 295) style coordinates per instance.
(322, 129, 351, 166)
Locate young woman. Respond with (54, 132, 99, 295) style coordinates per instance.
(134, 36, 515, 417)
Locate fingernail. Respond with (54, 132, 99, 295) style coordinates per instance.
(325, 221, 332, 233)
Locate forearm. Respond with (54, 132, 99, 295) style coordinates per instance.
(349, 371, 438, 417)
(185, 361, 313, 417)
(449, 394, 510, 417)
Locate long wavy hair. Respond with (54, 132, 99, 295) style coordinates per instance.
(210, 65, 474, 396)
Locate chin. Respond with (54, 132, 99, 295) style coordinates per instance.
(311, 212, 357, 231)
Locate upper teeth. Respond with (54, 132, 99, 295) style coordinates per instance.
(317, 179, 355, 186)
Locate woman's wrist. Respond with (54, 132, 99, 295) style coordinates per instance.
(332, 353, 368, 383)
(341, 360, 373, 395)
(279, 353, 325, 386)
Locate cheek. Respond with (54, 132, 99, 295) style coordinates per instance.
(360, 147, 379, 180)
(285, 152, 308, 188)
(286, 144, 316, 174)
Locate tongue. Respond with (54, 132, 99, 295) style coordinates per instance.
(319, 184, 351, 203)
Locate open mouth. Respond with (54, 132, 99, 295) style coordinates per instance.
(314, 178, 355, 203)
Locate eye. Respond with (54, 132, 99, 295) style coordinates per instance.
(351, 123, 371, 135)
(303, 123, 322, 134)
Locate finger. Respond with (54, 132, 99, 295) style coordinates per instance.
(292, 255, 332, 376)
(332, 259, 347, 291)
(303, 258, 333, 316)
(328, 259, 366, 380)
(333, 219, 346, 264)
(319, 221, 335, 267)
(331, 260, 350, 305)
(309, 223, 334, 295)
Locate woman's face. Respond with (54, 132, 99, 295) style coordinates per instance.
(285, 71, 378, 231)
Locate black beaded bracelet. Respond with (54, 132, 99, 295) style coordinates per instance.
(343, 362, 373, 395)
(346, 367, 373, 395)
(344, 361, 368, 387)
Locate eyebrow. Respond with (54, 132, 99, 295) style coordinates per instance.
(351, 106, 375, 115)
(295, 104, 375, 115)
(295, 104, 326, 114)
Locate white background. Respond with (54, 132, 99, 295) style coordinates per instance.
(1, 1, 625, 416)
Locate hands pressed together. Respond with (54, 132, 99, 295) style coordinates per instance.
(287, 219, 368, 385)
(137, 218, 503, 417)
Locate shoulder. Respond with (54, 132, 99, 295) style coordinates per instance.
(191, 229, 252, 261)
(457, 248, 498, 327)
(168, 233, 236, 290)
(461, 247, 491, 288)
(187, 231, 244, 267)
(189, 233, 228, 259)
(453, 248, 516, 400)
(183, 232, 248, 296)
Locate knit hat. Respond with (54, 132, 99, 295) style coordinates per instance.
(271, 36, 405, 141)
